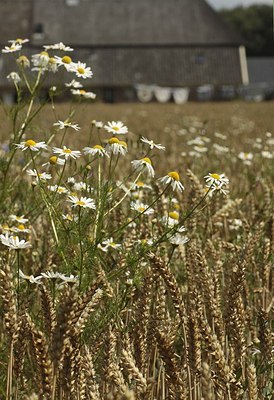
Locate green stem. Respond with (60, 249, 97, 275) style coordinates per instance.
(16, 250, 20, 310)
(78, 207, 84, 289)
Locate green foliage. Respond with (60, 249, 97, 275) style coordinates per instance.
(220, 5, 274, 56)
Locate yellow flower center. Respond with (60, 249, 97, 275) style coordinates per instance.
(108, 137, 120, 145)
(62, 56, 72, 64)
(137, 181, 144, 187)
(25, 140, 36, 147)
(17, 224, 25, 230)
(49, 57, 56, 64)
(119, 140, 127, 148)
(93, 145, 103, 150)
(168, 171, 180, 181)
(49, 156, 58, 165)
(57, 187, 65, 193)
(63, 149, 72, 154)
(40, 51, 49, 57)
(169, 211, 179, 220)
(142, 157, 152, 165)
(138, 207, 145, 212)
(211, 173, 221, 180)
(16, 38, 23, 43)
(76, 201, 85, 206)
(112, 126, 119, 131)
(110, 242, 116, 247)
(79, 90, 86, 94)
(77, 67, 85, 74)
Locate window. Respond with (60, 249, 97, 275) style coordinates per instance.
(66, 0, 80, 6)
(195, 53, 206, 65)
(33, 23, 44, 40)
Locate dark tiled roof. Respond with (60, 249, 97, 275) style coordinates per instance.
(31, 0, 241, 46)
(247, 58, 274, 83)
(0, 0, 32, 44)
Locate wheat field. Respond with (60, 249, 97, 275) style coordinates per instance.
(0, 43, 273, 400)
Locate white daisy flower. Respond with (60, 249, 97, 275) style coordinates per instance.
(140, 136, 165, 150)
(9, 38, 29, 45)
(92, 120, 104, 128)
(11, 224, 31, 234)
(104, 121, 128, 135)
(48, 185, 68, 194)
(238, 152, 253, 165)
(261, 150, 273, 159)
(26, 169, 52, 181)
(130, 201, 154, 215)
(7, 72, 21, 84)
(2, 43, 22, 53)
(59, 273, 79, 284)
(106, 138, 127, 156)
(47, 57, 58, 72)
(41, 271, 63, 279)
(204, 173, 229, 187)
(169, 234, 189, 246)
(16, 55, 30, 68)
(131, 157, 155, 177)
(71, 89, 96, 99)
(213, 143, 229, 153)
(67, 177, 76, 184)
(67, 195, 96, 209)
(53, 120, 80, 131)
(131, 181, 152, 191)
(54, 55, 75, 71)
(62, 213, 75, 222)
(97, 238, 121, 252)
(72, 181, 90, 191)
(42, 155, 66, 167)
(15, 139, 48, 152)
(206, 183, 229, 196)
(188, 150, 202, 158)
(0, 224, 11, 234)
(83, 145, 109, 157)
(159, 171, 184, 192)
(214, 132, 227, 140)
(71, 62, 93, 79)
(0, 234, 31, 249)
(9, 215, 28, 224)
(19, 270, 43, 284)
(187, 137, 205, 146)
(44, 42, 73, 51)
(161, 211, 180, 227)
(229, 218, 243, 231)
(32, 51, 50, 67)
(52, 146, 81, 160)
(65, 79, 83, 88)
(193, 145, 208, 153)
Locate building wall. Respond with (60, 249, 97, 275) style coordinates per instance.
(0, 46, 243, 93)
(88, 46, 243, 87)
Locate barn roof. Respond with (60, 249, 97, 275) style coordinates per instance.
(31, 0, 241, 47)
(0, 0, 32, 44)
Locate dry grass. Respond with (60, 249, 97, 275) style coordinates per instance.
(0, 101, 273, 399)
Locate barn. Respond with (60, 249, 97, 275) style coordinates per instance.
(0, 0, 248, 102)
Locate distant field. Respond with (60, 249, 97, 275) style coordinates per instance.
(1, 101, 274, 142)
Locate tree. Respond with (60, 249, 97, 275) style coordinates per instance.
(219, 5, 274, 57)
